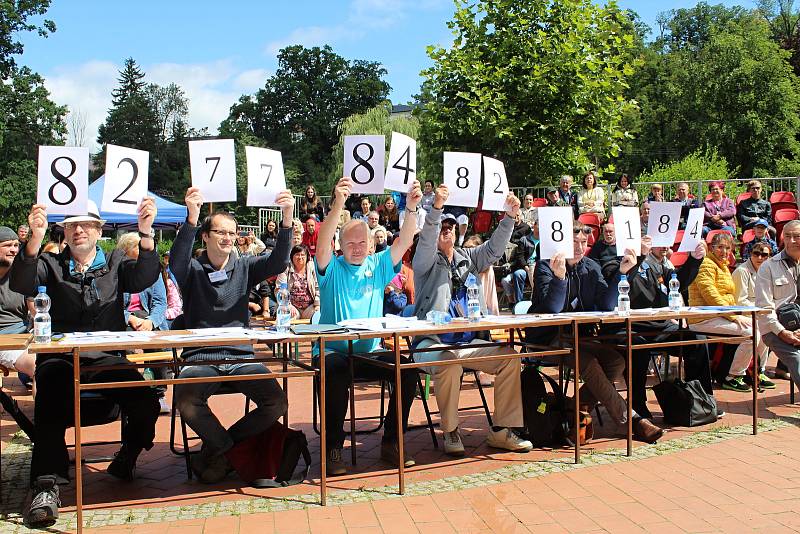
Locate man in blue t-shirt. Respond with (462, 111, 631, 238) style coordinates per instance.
(315, 176, 422, 476)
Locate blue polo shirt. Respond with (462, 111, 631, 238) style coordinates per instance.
(315, 249, 400, 354)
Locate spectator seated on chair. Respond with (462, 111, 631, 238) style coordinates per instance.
(577, 171, 606, 219)
(169, 187, 293, 484)
(741, 220, 778, 261)
(524, 222, 664, 444)
(737, 180, 773, 231)
(378, 195, 401, 236)
(587, 222, 618, 265)
(703, 181, 737, 237)
(688, 231, 769, 392)
(12, 201, 161, 528)
(611, 173, 639, 207)
(521, 194, 538, 227)
(640, 202, 651, 235)
(420, 180, 436, 213)
(756, 220, 800, 394)
(299, 184, 327, 223)
(647, 183, 665, 203)
(315, 177, 423, 476)
(544, 186, 561, 207)
(733, 241, 776, 389)
(601, 237, 717, 420)
(412, 184, 533, 458)
(673, 182, 700, 229)
(501, 225, 537, 309)
(301, 215, 319, 258)
(275, 244, 319, 320)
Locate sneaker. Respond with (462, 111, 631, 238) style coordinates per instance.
(106, 445, 141, 481)
(722, 376, 752, 392)
(380, 440, 415, 467)
(25, 475, 60, 527)
(159, 397, 170, 414)
(487, 428, 533, 452)
(443, 429, 465, 457)
(198, 452, 233, 484)
(477, 372, 494, 387)
(749, 373, 776, 390)
(717, 410, 726, 420)
(327, 448, 347, 476)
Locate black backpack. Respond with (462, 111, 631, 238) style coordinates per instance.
(520, 364, 571, 447)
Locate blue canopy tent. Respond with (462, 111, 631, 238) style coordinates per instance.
(47, 175, 188, 228)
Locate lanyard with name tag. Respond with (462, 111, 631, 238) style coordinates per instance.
(208, 270, 228, 283)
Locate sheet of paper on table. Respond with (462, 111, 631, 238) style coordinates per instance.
(62, 331, 157, 344)
(245, 329, 290, 341)
(337, 316, 424, 331)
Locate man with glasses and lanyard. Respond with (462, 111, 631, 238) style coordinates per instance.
(12, 200, 162, 527)
(413, 184, 533, 457)
(525, 221, 665, 444)
(756, 221, 800, 391)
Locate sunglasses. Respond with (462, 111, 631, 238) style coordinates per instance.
(573, 228, 593, 235)
(751, 251, 770, 258)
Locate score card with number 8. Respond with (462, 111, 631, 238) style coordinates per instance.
(443, 151, 482, 208)
(37, 145, 90, 216)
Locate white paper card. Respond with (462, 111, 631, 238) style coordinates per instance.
(189, 139, 237, 202)
(37, 146, 90, 216)
(443, 151, 482, 208)
(678, 207, 706, 252)
(538, 207, 574, 260)
(102, 144, 149, 215)
(647, 202, 683, 246)
(384, 132, 416, 192)
(481, 156, 510, 211)
(245, 146, 286, 206)
(612, 206, 641, 256)
(344, 135, 385, 194)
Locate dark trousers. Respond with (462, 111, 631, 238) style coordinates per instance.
(31, 353, 159, 485)
(628, 323, 712, 417)
(317, 352, 418, 449)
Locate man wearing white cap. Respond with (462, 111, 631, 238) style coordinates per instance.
(11, 199, 162, 528)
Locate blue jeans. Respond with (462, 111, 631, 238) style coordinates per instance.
(501, 269, 528, 303)
(174, 362, 287, 455)
(763, 333, 800, 391)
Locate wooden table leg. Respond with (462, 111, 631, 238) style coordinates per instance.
(73, 348, 84, 532)
(319, 337, 327, 506)
(573, 322, 581, 464)
(394, 333, 405, 494)
(627, 318, 633, 457)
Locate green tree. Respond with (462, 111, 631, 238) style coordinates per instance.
(0, 0, 55, 78)
(417, 0, 639, 186)
(758, 0, 800, 76)
(220, 45, 390, 185)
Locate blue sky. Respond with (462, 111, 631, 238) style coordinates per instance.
(18, 0, 756, 150)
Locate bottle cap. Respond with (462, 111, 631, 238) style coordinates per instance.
(671, 273, 677, 278)
(37, 286, 46, 293)
(466, 273, 477, 286)
(620, 275, 627, 281)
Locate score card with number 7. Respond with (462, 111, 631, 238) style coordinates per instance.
(189, 139, 237, 202)
(245, 146, 286, 207)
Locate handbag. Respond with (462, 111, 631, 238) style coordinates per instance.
(224, 421, 311, 487)
(653, 378, 717, 427)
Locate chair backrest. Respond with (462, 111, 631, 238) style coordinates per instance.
(669, 251, 688, 267)
(671, 230, 685, 252)
(532, 198, 547, 207)
(578, 213, 602, 227)
(772, 202, 799, 214)
(400, 304, 416, 318)
(770, 191, 796, 204)
(513, 300, 532, 315)
(705, 229, 729, 244)
(774, 208, 800, 224)
(736, 192, 751, 206)
(470, 210, 494, 234)
(741, 228, 756, 243)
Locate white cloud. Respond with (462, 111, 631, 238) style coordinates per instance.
(265, 25, 352, 56)
(42, 59, 269, 152)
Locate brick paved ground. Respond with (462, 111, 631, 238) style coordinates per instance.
(2, 357, 800, 532)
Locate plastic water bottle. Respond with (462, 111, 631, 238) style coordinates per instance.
(466, 273, 481, 322)
(668, 273, 682, 311)
(33, 286, 51, 343)
(617, 275, 630, 317)
(275, 282, 291, 333)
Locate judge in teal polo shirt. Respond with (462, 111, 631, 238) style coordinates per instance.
(315, 176, 421, 476)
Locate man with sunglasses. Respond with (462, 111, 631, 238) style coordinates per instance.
(413, 184, 533, 457)
(12, 199, 162, 527)
(526, 222, 664, 444)
(168, 187, 294, 484)
(737, 180, 772, 231)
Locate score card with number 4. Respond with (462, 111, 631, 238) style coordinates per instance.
(538, 207, 574, 259)
(102, 144, 149, 215)
(384, 132, 416, 192)
(37, 145, 89, 216)
(678, 207, 706, 252)
(245, 146, 286, 207)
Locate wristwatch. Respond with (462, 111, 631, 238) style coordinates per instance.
(138, 230, 154, 239)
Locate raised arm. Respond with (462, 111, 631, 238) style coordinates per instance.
(413, 184, 448, 276)
(316, 177, 351, 273)
(390, 180, 423, 265)
(466, 192, 520, 273)
(9, 204, 49, 297)
(119, 197, 160, 293)
(170, 187, 203, 288)
(249, 190, 294, 283)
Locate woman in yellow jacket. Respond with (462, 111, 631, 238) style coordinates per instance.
(688, 232, 769, 392)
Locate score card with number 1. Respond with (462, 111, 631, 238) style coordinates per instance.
(37, 145, 89, 216)
(538, 207, 574, 259)
(612, 206, 641, 256)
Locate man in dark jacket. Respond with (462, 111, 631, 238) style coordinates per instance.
(526, 222, 664, 444)
(587, 222, 617, 265)
(13, 200, 161, 528)
(737, 180, 773, 230)
(601, 239, 714, 419)
(170, 187, 293, 483)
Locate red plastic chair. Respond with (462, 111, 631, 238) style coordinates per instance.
(705, 229, 730, 244)
(775, 209, 800, 246)
(578, 213, 603, 227)
(670, 251, 689, 267)
(772, 201, 798, 214)
(587, 231, 597, 247)
(770, 191, 796, 204)
(671, 230, 685, 252)
(532, 198, 547, 207)
(736, 192, 751, 206)
(740, 228, 756, 258)
(470, 210, 494, 234)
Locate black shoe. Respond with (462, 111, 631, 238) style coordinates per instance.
(0, 389, 35, 441)
(198, 452, 233, 484)
(106, 445, 141, 481)
(25, 475, 61, 527)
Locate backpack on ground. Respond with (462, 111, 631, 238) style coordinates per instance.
(520, 364, 571, 447)
(224, 421, 311, 488)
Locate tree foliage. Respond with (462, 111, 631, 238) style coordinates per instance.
(0, 0, 55, 78)
(417, 0, 639, 185)
(220, 45, 390, 185)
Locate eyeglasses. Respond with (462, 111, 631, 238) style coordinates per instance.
(209, 229, 237, 238)
(751, 187, 762, 191)
(64, 222, 101, 231)
(440, 225, 455, 234)
(573, 228, 593, 235)
(751, 251, 770, 258)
